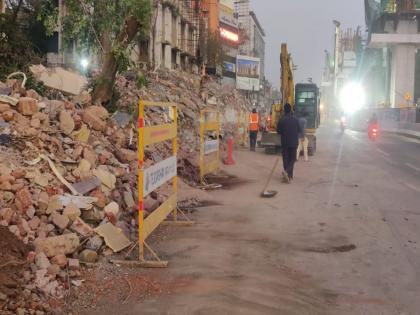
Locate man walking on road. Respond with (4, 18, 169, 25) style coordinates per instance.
(249, 108, 259, 151)
(297, 113, 309, 162)
(277, 103, 301, 183)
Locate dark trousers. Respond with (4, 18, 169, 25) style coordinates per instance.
(282, 146, 297, 179)
(249, 131, 258, 151)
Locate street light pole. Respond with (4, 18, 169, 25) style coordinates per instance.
(333, 20, 341, 118)
(333, 20, 341, 98)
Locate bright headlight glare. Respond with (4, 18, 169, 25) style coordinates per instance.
(81, 58, 89, 69)
(339, 83, 365, 113)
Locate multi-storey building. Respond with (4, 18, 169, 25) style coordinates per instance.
(366, 0, 420, 107)
(46, 0, 201, 72)
(146, 0, 201, 71)
(234, 0, 265, 81)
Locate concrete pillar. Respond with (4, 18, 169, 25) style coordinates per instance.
(162, 6, 172, 69)
(175, 15, 181, 68)
(151, 4, 163, 67)
(163, 7, 172, 43)
(390, 45, 416, 107)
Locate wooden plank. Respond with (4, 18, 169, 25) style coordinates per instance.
(144, 123, 176, 146)
(203, 121, 220, 131)
(143, 193, 177, 239)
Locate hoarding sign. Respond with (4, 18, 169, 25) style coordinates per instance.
(144, 156, 177, 196)
(204, 139, 219, 155)
(219, 0, 237, 27)
(220, 0, 234, 10)
(236, 55, 260, 91)
(220, 27, 239, 42)
(223, 61, 235, 73)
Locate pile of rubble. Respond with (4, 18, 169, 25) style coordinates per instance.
(0, 69, 251, 313)
(116, 70, 251, 182)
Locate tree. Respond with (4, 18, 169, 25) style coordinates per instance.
(0, 0, 46, 90)
(42, 0, 152, 104)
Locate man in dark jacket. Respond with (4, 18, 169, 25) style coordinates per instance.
(277, 103, 302, 183)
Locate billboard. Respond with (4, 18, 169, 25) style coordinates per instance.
(236, 55, 261, 91)
(219, 0, 237, 28)
(220, 0, 234, 10)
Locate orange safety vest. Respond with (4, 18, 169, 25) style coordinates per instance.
(249, 113, 259, 131)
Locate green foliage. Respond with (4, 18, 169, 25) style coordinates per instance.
(205, 31, 224, 69)
(136, 72, 149, 88)
(42, 0, 152, 59)
(0, 11, 44, 94)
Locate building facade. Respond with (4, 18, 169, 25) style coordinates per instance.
(366, 0, 420, 107)
(219, 0, 239, 86)
(145, 0, 200, 72)
(234, 1, 265, 81)
(46, 0, 201, 72)
(234, 0, 266, 105)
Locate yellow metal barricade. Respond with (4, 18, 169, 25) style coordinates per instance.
(113, 100, 193, 268)
(237, 110, 248, 147)
(200, 110, 221, 184)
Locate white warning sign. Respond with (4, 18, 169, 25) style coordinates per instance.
(143, 156, 177, 196)
(204, 140, 219, 155)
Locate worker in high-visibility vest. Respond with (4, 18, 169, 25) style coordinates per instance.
(249, 108, 259, 151)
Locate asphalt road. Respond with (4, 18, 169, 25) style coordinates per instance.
(346, 128, 420, 194)
(83, 125, 420, 315)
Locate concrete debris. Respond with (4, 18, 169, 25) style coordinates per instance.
(58, 194, 97, 210)
(51, 213, 70, 230)
(59, 110, 75, 135)
(30, 64, 88, 95)
(104, 202, 119, 217)
(62, 203, 81, 221)
(73, 177, 101, 195)
(79, 249, 98, 263)
(93, 167, 116, 190)
(68, 258, 80, 270)
(0, 95, 19, 106)
(0, 68, 251, 311)
(17, 97, 38, 116)
(86, 235, 104, 251)
(51, 254, 68, 268)
(70, 217, 93, 237)
(34, 233, 80, 257)
(94, 223, 131, 253)
(111, 111, 131, 127)
(35, 252, 51, 270)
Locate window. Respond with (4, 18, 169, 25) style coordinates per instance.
(297, 91, 316, 105)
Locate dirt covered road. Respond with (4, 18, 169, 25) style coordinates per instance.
(77, 125, 420, 315)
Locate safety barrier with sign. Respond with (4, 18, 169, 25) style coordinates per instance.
(114, 100, 192, 268)
(237, 110, 248, 147)
(199, 110, 221, 184)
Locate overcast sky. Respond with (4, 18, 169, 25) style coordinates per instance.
(251, 0, 365, 88)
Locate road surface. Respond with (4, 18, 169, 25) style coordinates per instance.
(85, 125, 420, 315)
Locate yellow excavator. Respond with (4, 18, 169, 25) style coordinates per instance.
(260, 43, 295, 153)
(261, 43, 319, 155)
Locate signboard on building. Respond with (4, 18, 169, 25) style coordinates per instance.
(219, 0, 237, 28)
(220, 27, 239, 42)
(236, 55, 260, 91)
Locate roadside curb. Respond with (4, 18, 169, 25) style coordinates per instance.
(383, 130, 420, 141)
